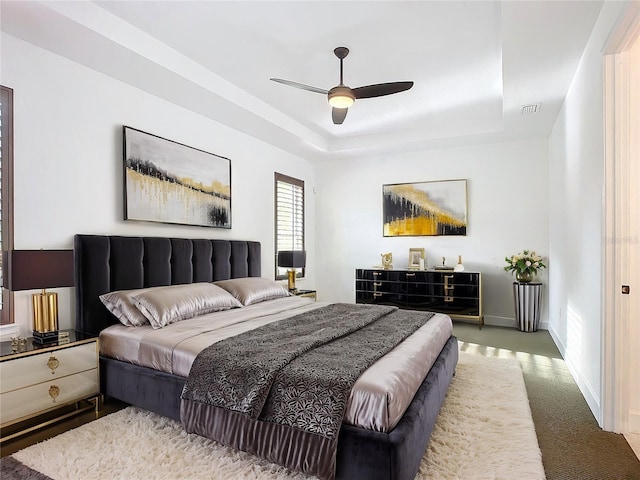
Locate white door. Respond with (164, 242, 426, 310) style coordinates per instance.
(627, 29, 639, 435)
(603, 4, 640, 435)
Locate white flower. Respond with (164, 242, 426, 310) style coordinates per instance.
(504, 249, 547, 276)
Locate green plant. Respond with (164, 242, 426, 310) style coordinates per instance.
(504, 250, 546, 276)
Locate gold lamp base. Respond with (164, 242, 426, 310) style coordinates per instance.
(32, 289, 58, 336)
(287, 269, 297, 292)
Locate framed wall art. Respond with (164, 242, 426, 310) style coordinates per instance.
(123, 126, 231, 228)
(383, 179, 467, 237)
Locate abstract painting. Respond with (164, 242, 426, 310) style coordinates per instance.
(383, 180, 467, 236)
(123, 126, 231, 228)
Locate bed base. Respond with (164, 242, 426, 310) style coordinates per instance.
(101, 335, 457, 480)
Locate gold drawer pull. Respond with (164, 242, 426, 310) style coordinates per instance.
(49, 385, 61, 403)
(373, 282, 382, 287)
(373, 292, 383, 297)
(47, 355, 60, 374)
(406, 273, 415, 277)
(373, 272, 381, 276)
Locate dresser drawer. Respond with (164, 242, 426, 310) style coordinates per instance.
(0, 368, 99, 425)
(356, 269, 406, 282)
(0, 342, 97, 393)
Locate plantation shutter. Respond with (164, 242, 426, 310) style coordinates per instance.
(275, 172, 304, 280)
(0, 86, 14, 324)
(0, 92, 3, 313)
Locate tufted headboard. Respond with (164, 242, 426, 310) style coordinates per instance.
(74, 234, 261, 337)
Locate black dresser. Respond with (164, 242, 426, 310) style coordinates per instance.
(355, 269, 483, 328)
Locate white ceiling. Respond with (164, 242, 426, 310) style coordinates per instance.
(1, 1, 604, 161)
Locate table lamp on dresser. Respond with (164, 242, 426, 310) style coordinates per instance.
(4, 249, 74, 343)
(277, 250, 306, 292)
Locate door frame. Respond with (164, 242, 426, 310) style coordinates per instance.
(602, 1, 640, 433)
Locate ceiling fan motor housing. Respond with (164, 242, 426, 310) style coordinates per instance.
(328, 85, 355, 108)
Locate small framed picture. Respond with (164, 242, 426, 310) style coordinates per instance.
(409, 248, 425, 270)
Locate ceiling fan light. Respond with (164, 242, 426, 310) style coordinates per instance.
(328, 86, 355, 108)
(329, 95, 354, 108)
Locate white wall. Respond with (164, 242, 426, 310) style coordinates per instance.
(1, 33, 316, 336)
(547, 0, 627, 424)
(2, 4, 629, 432)
(315, 140, 550, 328)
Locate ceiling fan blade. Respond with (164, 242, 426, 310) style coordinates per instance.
(270, 78, 328, 95)
(353, 81, 414, 99)
(332, 107, 348, 125)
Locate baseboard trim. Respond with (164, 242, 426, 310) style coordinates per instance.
(483, 315, 549, 331)
(0, 323, 21, 341)
(629, 410, 640, 433)
(549, 324, 602, 426)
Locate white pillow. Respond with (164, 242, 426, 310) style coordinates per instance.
(214, 277, 290, 306)
(131, 282, 242, 329)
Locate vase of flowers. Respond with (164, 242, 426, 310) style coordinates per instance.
(515, 270, 533, 283)
(504, 250, 546, 283)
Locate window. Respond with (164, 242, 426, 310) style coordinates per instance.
(1, 86, 14, 324)
(274, 172, 304, 280)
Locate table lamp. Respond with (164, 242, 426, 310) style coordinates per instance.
(5, 250, 74, 342)
(277, 250, 306, 291)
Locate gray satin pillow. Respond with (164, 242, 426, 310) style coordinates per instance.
(99, 288, 155, 327)
(214, 277, 290, 306)
(131, 282, 242, 329)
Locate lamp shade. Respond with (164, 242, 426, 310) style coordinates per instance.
(277, 250, 306, 269)
(5, 250, 74, 291)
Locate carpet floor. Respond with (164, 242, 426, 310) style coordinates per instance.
(1, 352, 545, 480)
(455, 327, 640, 480)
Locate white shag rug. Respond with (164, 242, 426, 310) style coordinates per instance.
(10, 352, 545, 480)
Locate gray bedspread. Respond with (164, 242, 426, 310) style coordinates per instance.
(181, 303, 435, 480)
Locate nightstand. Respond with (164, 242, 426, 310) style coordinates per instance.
(292, 289, 317, 301)
(0, 329, 101, 443)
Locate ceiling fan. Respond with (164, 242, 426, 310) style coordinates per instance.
(270, 47, 414, 125)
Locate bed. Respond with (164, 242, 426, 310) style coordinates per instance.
(74, 234, 458, 480)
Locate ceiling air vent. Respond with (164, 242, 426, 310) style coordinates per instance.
(521, 103, 540, 115)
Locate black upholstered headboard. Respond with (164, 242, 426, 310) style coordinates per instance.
(74, 234, 261, 337)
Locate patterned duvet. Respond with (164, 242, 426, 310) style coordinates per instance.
(99, 296, 452, 433)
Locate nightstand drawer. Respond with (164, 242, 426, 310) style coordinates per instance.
(0, 342, 97, 393)
(1, 368, 99, 425)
